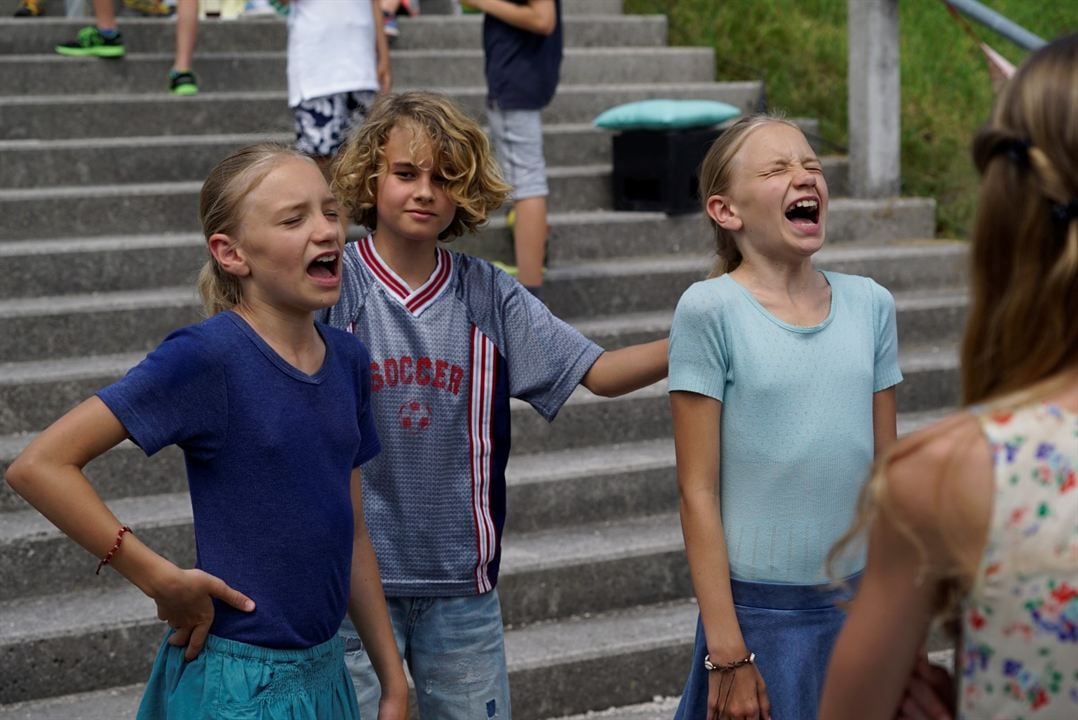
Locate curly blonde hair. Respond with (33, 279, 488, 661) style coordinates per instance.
(331, 91, 511, 240)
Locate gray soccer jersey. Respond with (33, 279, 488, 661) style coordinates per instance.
(325, 235, 603, 596)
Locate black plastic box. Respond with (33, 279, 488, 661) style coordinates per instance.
(611, 125, 722, 215)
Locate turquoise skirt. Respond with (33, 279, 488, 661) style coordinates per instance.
(137, 630, 361, 720)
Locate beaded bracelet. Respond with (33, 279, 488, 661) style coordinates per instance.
(703, 651, 756, 672)
(95, 525, 133, 575)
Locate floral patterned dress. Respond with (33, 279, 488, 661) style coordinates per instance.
(961, 402, 1078, 719)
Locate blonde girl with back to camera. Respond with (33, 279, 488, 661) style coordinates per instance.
(820, 32, 1078, 720)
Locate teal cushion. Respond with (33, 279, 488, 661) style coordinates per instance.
(593, 99, 741, 131)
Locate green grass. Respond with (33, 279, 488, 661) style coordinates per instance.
(624, 0, 1077, 238)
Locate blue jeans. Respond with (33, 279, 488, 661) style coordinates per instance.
(340, 590, 510, 719)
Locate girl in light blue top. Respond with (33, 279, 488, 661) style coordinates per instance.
(669, 115, 902, 720)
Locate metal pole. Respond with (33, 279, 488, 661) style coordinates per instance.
(848, 0, 901, 198)
(944, 0, 1046, 50)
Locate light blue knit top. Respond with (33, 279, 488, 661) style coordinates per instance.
(668, 271, 903, 584)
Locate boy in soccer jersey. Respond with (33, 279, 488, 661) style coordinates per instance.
(324, 91, 668, 718)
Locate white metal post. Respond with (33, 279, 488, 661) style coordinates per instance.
(848, 0, 901, 197)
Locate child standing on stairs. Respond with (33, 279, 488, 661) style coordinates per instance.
(324, 90, 668, 719)
(667, 114, 902, 720)
(286, 0, 392, 173)
(5, 143, 407, 720)
(54, 0, 201, 95)
(462, 0, 560, 300)
(820, 33, 1078, 720)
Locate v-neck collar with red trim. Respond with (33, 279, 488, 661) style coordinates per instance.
(356, 234, 453, 317)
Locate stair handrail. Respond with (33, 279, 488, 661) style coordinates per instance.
(942, 0, 1046, 51)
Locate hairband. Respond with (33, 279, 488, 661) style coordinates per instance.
(1052, 199, 1078, 225)
(989, 136, 1031, 167)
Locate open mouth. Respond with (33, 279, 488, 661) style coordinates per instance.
(784, 198, 820, 226)
(306, 253, 339, 280)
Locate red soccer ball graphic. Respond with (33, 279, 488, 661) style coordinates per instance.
(398, 399, 433, 434)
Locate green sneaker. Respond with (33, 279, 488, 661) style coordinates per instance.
(169, 70, 199, 96)
(490, 261, 519, 277)
(55, 27, 125, 59)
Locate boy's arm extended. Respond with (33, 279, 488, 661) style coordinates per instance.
(347, 468, 408, 719)
(580, 338, 668, 397)
(463, 0, 556, 36)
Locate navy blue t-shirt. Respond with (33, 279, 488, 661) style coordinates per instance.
(483, 0, 562, 110)
(97, 311, 380, 649)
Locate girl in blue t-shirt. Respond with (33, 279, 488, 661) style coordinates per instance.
(668, 116, 902, 720)
(5, 144, 408, 720)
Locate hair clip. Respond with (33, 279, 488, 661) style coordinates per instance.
(1051, 199, 1078, 225)
(997, 137, 1031, 166)
(973, 133, 1031, 174)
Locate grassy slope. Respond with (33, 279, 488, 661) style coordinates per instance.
(623, 0, 1077, 238)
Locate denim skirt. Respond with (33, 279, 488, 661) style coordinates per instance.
(673, 575, 859, 720)
(137, 630, 361, 720)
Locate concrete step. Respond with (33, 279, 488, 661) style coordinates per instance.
(0, 161, 928, 240)
(572, 287, 968, 350)
(0, 287, 202, 363)
(0, 434, 187, 513)
(0, 618, 957, 719)
(0, 421, 679, 517)
(0, 227, 956, 305)
(0, 81, 762, 141)
(0, 128, 846, 190)
(0, 46, 715, 95)
(0, 353, 678, 441)
(0, 15, 667, 55)
(461, 200, 935, 266)
(0, 343, 960, 441)
(0, 584, 695, 713)
(0, 0, 625, 17)
(0, 274, 966, 364)
(557, 698, 682, 720)
(0, 406, 951, 515)
(0, 486, 689, 617)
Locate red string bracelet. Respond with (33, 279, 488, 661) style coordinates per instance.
(95, 525, 133, 575)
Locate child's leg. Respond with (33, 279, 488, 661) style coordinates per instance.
(487, 106, 549, 295)
(173, 0, 197, 71)
(92, 0, 115, 26)
(408, 591, 510, 719)
(511, 196, 547, 290)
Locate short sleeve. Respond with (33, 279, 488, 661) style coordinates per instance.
(668, 281, 729, 402)
(96, 326, 227, 459)
(497, 274, 604, 422)
(351, 337, 381, 467)
(870, 280, 903, 392)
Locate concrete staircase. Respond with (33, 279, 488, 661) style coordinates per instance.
(0, 2, 963, 718)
